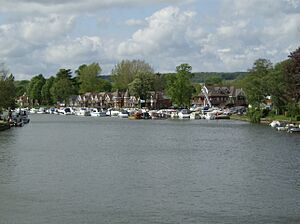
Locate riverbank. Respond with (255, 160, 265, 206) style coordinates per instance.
(230, 114, 300, 125)
(0, 122, 10, 131)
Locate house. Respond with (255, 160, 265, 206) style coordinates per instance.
(67, 90, 171, 109)
(192, 86, 247, 108)
(16, 93, 30, 107)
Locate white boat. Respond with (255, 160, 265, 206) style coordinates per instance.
(178, 109, 190, 119)
(106, 109, 119, 117)
(276, 126, 288, 131)
(204, 111, 216, 120)
(269, 120, 281, 128)
(75, 108, 90, 116)
(90, 108, 101, 117)
(148, 110, 159, 119)
(288, 126, 300, 133)
(37, 107, 46, 114)
(203, 109, 224, 120)
(190, 112, 200, 119)
(118, 110, 129, 118)
(29, 108, 38, 114)
(171, 111, 179, 119)
(59, 107, 73, 115)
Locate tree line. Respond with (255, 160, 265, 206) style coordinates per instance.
(1, 47, 300, 118)
(240, 47, 300, 122)
(13, 60, 198, 109)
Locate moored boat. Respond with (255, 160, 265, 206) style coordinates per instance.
(118, 110, 129, 118)
(178, 109, 190, 119)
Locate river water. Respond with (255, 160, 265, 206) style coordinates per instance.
(0, 114, 299, 224)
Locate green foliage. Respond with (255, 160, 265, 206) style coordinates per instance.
(76, 63, 104, 94)
(27, 74, 46, 105)
(285, 102, 300, 118)
(51, 69, 75, 104)
(205, 75, 223, 86)
(166, 63, 194, 108)
(247, 108, 261, 123)
(241, 58, 273, 107)
(41, 77, 55, 105)
(128, 72, 155, 100)
(192, 72, 248, 83)
(284, 47, 300, 103)
(111, 60, 154, 91)
(100, 79, 112, 92)
(0, 72, 16, 110)
(15, 80, 30, 97)
(192, 83, 203, 96)
(266, 60, 288, 114)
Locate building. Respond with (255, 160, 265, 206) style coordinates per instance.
(68, 90, 171, 109)
(192, 86, 247, 108)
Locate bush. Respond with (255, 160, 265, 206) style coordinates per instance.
(286, 102, 300, 117)
(295, 115, 300, 121)
(247, 108, 261, 123)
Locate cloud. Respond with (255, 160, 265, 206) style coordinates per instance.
(1, 0, 300, 79)
(0, 0, 192, 14)
(0, 14, 75, 59)
(118, 7, 197, 56)
(125, 19, 145, 26)
(44, 36, 103, 65)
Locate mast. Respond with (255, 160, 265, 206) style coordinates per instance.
(202, 85, 212, 108)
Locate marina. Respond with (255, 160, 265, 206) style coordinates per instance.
(5, 106, 299, 134)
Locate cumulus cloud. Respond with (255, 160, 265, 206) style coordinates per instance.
(1, 0, 300, 78)
(118, 7, 197, 56)
(44, 36, 103, 65)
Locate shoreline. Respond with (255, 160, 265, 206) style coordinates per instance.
(0, 123, 10, 132)
(230, 114, 300, 125)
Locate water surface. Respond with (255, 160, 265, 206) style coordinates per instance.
(0, 115, 299, 223)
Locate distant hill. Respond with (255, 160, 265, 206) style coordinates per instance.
(191, 72, 248, 83)
(99, 72, 249, 83)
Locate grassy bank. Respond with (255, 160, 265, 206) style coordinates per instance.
(230, 114, 250, 122)
(230, 114, 300, 124)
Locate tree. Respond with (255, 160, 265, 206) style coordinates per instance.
(15, 80, 30, 97)
(205, 75, 223, 86)
(41, 76, 55, 105)
(111, 60, 154, 90)
(266, 60, 288, 114)
(51, 69, 75, 104)
(284, 47, 300, 103)
(76, 63, 104, 94)
(166, 63, 194, 108)
(128, 72, 155, 101)
(0, 64, 16, 110)
(153, 73, 166, 92)
(99, 79, 112, 92)
(242, 58, 273, 107)
(27, 74, 46, 105)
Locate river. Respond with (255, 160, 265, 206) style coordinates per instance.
(0, 114, 299, 224)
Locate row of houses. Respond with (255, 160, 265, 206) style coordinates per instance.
(68, 90, 172, 109)
(17, 86, 247, 109)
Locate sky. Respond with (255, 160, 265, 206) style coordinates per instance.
(0, 0, 299, 80)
